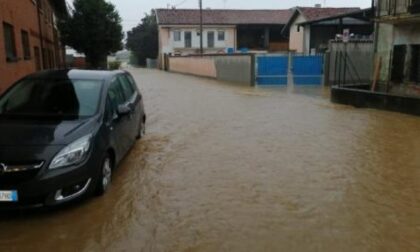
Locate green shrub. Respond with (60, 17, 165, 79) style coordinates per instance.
(108, 61, 122, 70)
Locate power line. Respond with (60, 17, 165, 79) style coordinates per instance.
(171, 0, 189, 8)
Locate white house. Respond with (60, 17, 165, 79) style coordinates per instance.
(155, 9, 292, 69)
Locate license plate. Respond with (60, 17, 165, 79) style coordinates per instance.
(0, 191, 18, 202)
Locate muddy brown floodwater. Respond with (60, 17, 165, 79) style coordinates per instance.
(1, 68, 420, 252)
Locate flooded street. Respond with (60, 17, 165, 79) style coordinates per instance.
(2, 68, 420, 251)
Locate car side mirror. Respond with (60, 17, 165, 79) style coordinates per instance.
(117, 104, 131, 116)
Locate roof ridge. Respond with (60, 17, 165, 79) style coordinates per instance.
(296, 6, 360, 9)
(155, 8, 291, 11)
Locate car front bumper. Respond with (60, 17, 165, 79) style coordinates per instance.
(0, 156, 99, 210)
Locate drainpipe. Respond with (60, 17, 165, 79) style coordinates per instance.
(36, 0, 45, 69)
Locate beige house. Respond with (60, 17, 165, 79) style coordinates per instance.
(283, 7, 361, 54)
(375, 0, 420, 86)
(156, 9, 292, 69)
(158, 25, 236, 56)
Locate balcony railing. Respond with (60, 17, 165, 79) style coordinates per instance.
(379, 0, 420, 16)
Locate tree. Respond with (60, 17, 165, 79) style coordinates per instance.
(126, 11, 158, 66)
(59, 0, 123, 69)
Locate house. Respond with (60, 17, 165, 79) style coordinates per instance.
(375, 0, 420, 88)
(0, 0, 67, 93)
(156, 9, 292, 69)
(283, 6, 368, 54)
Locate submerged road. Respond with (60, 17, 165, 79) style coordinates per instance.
(1, 68, 420, 251)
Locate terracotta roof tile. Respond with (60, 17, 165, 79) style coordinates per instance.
(156, 9, 293, 25)
(298, 7, 361, 22)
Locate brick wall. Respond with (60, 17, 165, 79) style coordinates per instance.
(0, 0, 65, 93)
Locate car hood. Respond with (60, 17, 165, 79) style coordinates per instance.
(0, 117, 99, 146)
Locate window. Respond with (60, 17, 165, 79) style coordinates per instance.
(391, 45, 406, 83)
(43, 48, 49, 69)
(207, 31, 215, 48)
(117, 75, 135, 100)
(37, 0, 43, 10)
(0, 79, 103, 118)
(34, 46, 41, 70)
(3, 22, 17, 62)
(125, 74, 138, 90)
(184, 31, 192, 48)
(21, 30, 31, 60)
(44, 7, 49, 24)
(174, 30, 181, 41)
(48, 49, 54, 68)
(410, 45, 420, 84)
(217, 31, 225, 41)
(108, 79, 126, 112)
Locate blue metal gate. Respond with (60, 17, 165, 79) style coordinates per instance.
(256, 55, 288, 85)
(292, 55, 324, 85)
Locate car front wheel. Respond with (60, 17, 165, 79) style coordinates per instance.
(96, 154, 113, 196)
(136, 118, 145, 140)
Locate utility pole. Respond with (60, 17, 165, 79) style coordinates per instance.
(199, 0, 203, 55)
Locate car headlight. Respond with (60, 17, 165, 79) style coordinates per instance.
(49, 134, 92, 169)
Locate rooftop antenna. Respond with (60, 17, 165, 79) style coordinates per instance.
(223, 0, 227, 9)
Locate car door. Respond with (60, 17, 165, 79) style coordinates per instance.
(106, 78, 132, 160)
(117, 74, 140, 141)
(125, 72, 144, 123)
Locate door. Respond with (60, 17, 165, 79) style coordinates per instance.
(117, 74, 140, 141)
(410, 45, 420, 84)
(391, 45, 406, 83)
(106, 78, 132, 160)
(207, 31, 215, 48)
(185, 31, 192, 48)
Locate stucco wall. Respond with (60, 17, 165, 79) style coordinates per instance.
(169, 57, 217, 78)
(158, 27, 170, 68)
(376, 23, 394, 83)
(168, 55, 253, 85)
(289, 15, 307, 53)
(376, 23, 420, 84)
(394, 24, 420, 45)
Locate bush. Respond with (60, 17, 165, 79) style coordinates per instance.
(108, 61, 121, 70)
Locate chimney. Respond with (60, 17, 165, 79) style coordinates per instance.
(315, 4, 322, 8)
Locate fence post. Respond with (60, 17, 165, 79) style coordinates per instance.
(343, 51, 347, 85)
(338, 51, 342, 86)
(288, 51, 293, 86)
(251, 54, 256, 86)
(324, 51, 330, 86)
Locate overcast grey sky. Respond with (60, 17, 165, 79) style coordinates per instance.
(67, 0, 372, 32)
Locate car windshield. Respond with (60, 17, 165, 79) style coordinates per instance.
(0, 78, 103, 119)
